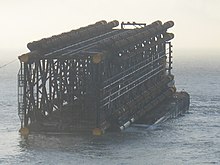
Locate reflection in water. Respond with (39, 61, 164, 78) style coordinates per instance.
(18, 136, 29, 151)
(2, 105, 220, 165)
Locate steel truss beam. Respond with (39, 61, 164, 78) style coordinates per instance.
(18, 20, 174, 131)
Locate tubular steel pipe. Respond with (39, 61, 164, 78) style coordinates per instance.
(119, 118, 135, 131)
(20, 20, 174, 63)
(18, 51, 39, 63)
(27, 20, 119, 52)
(133, 87, 176, 121)
(109, 32, 174, 62)
(162, 21, 174, 29)
(126, 32, 174, 54)
(27, 20, 106, 51)
(112, 75, 174, 121)
(100, 21, 174, 52)
(114, 22, 173, 50)
(119, 87, 175, 131)
(98, 20, 162, 49)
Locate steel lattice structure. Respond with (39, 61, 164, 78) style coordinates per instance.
(18, 20, 177, 133)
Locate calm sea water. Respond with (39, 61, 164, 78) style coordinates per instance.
(0, 50, 219, 165)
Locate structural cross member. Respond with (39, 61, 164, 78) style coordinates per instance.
(17, 19, 189, 135)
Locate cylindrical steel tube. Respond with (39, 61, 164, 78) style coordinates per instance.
(98, 20, 162, 49)
(27, 20, 119, 51)
(100, 21, 174, 52)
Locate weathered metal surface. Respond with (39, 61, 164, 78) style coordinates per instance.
(27, 20, 119, 51)
(17, 20, 189, 133)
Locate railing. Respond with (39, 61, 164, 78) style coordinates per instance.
(17, 64, 25, 127)
(100, 50, 167, 108)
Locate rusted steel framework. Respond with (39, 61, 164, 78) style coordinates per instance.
(18, 20, 175, 132)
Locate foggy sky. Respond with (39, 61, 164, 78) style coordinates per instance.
(0, 0, 220, 60)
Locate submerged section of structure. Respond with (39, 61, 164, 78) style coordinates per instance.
(18, 20, 189, 133)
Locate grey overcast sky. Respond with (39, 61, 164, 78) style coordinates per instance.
(0, 0, 220, 59)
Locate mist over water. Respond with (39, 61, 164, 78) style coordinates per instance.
(0, 49, 220, 164)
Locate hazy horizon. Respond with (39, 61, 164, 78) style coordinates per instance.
(0, 0, 220, 61)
